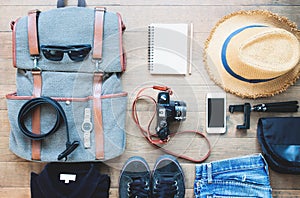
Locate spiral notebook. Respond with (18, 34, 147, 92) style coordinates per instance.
(148, 23, 189, 75)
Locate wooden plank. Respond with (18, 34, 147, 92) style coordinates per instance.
(0, 187, 299, 198)
(0, 187, 193, 198)
(117, 6, 300, 33)
(0, 0, 120, 6)
(0, 114, 10, 135)
(1, 5, 300, 32)
(0, 188, 30, 198)
(0, 33, 12, 58)
(121, 0, 300, 6)
(1, 188, 300, 198)
(0, 72, 15, 86)
(1, 0, 300, 6)
(0, 162, 45, 187)
(272, 190, 300, 197)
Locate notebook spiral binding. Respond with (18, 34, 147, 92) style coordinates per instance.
(148, 25, 155, 71)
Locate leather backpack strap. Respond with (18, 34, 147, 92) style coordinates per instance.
(93, 73, 104, 159)
(28, 10, 40, 57)
(31, 70, 42, 160)
(92, 7, 106, 159)
(28, 10, 42, 160)
(92, 7, 106, 62)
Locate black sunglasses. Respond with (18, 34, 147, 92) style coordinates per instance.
(41, 44, 91, 62)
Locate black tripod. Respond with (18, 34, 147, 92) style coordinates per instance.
(229, 101, 299, 129)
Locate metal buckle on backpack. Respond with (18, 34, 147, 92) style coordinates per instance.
(93, 59, 103, 72)
(95, 7, 107, 12)
(31, 56, 41, 70)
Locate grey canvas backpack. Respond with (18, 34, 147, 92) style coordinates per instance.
(6, 0, 127, 162)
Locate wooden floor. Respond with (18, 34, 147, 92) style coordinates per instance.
(1, 0, 300, 197)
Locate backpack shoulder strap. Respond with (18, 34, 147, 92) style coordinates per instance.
(92, 7, 106, 64)
(28, 9, 41, 59)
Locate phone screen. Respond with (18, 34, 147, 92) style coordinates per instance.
(208, 98, 225, 127)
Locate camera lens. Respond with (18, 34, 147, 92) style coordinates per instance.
(174, 101, 187, 121)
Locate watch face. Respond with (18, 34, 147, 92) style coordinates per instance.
(82, 122, 93, 132)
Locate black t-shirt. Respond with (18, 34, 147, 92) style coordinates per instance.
(31, 163, 110, 198)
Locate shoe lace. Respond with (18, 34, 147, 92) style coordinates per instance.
(127, 177, 150, 198)
(153, 175, 179, 198)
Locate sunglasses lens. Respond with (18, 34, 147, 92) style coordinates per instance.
(68, 47, 91, 62)
(42, 49, 64, 61)
(41, 45, 91, 62)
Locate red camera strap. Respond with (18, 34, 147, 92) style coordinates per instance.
(132, 86, 212, 163)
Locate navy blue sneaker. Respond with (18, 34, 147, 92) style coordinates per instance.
(119, 156, 151, 198)
(152, 155, 185, 198)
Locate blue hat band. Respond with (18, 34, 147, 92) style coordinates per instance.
(221, 25, 279, 84)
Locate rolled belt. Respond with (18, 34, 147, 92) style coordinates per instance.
(18, 96, 79, 161)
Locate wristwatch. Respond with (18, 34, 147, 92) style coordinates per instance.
(81, 108, 93, 148)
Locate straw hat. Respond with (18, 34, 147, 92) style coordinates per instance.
(204, 10, 300, 99)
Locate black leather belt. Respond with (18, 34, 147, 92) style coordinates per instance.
(18, 96, 79, 160)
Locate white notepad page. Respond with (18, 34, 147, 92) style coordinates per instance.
(148, 23, 189, 75)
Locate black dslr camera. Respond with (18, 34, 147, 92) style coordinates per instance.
(156, 92, 187, 141)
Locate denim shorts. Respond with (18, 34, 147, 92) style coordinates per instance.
(194, 154, 272, 198)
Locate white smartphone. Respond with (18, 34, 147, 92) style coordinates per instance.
(206, 93, 226, 134)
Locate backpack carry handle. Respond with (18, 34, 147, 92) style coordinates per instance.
(57, 0, 86, 8)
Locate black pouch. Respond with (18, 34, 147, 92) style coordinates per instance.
(257, 117, 300, 174)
